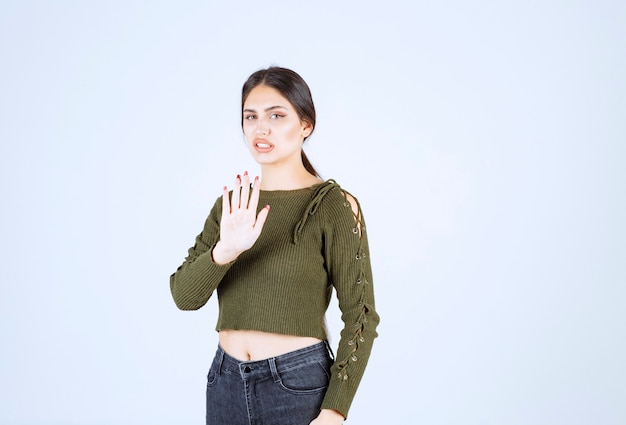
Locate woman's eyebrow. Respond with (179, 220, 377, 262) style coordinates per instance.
(242, 105, 288, 113)
(264, 105, 287, 111)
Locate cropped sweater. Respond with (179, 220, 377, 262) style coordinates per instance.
(170, 180, 379, 417)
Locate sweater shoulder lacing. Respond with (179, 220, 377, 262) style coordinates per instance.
(293, 179, 340, 244)
(335, 188, 373, 383)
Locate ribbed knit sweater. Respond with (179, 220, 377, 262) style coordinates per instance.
(170, 180, 379, 417)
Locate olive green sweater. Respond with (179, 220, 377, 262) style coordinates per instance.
(170, 180, 379, 417)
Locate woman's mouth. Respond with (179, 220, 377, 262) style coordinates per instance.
(254, 139, 274, 152)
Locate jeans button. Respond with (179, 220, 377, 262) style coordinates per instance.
(243, 366, 251, 373)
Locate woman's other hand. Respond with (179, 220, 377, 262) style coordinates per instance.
(212, 172, 269, 265)
(309, 409, 345, 425)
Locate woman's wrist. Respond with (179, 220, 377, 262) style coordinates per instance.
(211, 241, 239, 265)
(318, 409, 344, 423)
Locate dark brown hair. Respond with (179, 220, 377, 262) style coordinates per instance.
(241, 66, 319, 178)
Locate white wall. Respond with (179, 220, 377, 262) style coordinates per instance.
(1, 1, 624, 424)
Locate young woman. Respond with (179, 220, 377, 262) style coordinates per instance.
(170, 67, 379, 425)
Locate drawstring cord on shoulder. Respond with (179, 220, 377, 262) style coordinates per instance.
(293, 179, 339, 244)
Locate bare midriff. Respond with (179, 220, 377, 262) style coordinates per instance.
(219, 330, 322, 361)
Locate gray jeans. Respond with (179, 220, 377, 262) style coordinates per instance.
(206, 341, 333, 425)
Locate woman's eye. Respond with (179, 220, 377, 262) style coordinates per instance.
(270, 113, 284, 119)
(244, 115, 256, 120)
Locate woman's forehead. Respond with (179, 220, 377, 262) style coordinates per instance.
(243, 85, 292, 109)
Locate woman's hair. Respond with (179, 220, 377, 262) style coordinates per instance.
(241, 66, 319, 178)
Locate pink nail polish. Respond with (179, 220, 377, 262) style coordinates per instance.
(244, 171, 248, 176)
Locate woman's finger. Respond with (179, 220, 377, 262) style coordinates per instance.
(221, 185, 231, 219)
(252, 204, 270, 238)
(240, 171, 250, 210)
(248, 175, 261, 212)
(231, 174, 241, 210)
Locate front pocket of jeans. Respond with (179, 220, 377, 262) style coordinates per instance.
(277, 361, 330, 394)
(206, 360, 220, 387)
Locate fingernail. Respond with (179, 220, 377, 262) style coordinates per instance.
(243, 171, 248, 176)
(236, 174, 240, 180)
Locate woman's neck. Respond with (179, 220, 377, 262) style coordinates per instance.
(259, 165, 322, 191)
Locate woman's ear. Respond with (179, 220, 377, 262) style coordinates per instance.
(302, 121, 313, 138)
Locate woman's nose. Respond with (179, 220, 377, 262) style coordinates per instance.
(256, 120, 269, 136)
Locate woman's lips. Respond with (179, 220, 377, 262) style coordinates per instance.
(254, 139, 274, 152)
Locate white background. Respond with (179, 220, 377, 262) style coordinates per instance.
(1, 1, 624, 424)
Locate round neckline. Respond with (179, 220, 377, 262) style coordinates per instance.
(259, 180, 328, 194)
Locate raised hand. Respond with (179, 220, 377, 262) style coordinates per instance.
(211, 172, 270, 265)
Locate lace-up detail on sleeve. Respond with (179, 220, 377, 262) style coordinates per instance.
(334, 189, 373, 382)
(319, 185, 379, 417)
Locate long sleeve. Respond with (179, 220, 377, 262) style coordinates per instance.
(320, 188, 380, 418)
(170, 197, 233, 310)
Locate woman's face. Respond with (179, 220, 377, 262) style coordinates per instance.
(242, 85, 312, 168)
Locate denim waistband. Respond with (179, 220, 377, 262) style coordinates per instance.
(214, 341, 332, 381)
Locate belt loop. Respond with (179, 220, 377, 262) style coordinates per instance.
(216, 346, 225, 375)
(324, 340, 335, 361)
(268, 357, 280, 383)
